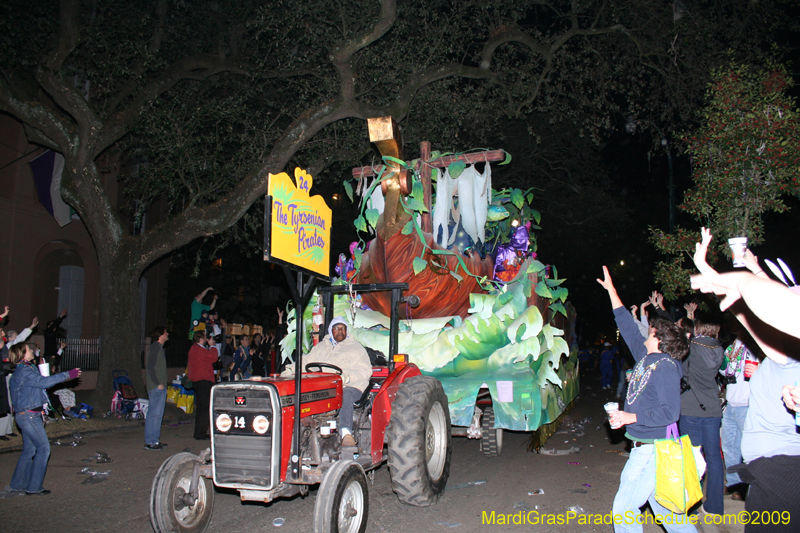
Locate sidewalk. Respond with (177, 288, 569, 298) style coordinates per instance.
(0, 391, 193, 454)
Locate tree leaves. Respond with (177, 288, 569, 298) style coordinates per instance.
(343, 180, 354, 203)
(448, 161, 466, 179)
(365, 208, 379, 229)
(405, 197, 428, 213)
(412, 257, 427, 275)
(526, 259, 546, 274)
(354, 215, 367, 232)
(535, 281, 553, 299)
(510, 188, 524, 210)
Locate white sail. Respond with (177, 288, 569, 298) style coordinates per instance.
(457, 165, 479, 246)
(432, 167, 452, 246)
(473, 162, 491, 244)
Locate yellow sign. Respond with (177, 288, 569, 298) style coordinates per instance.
(267, 168, 331, 278)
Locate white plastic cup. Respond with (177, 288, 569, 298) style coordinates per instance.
(604, 401, 620, 429)
(38, 363, 50, 376)
(728, 237, 748, 268)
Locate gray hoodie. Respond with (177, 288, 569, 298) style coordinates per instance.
(680, 335, 724, 418)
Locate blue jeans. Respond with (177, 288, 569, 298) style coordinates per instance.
(720, 405, 747, 487)
(601, 363, 613, 388)
(339, 387, 362, 433)
(680, 415, 724, 515)
(612, 444, 698, 533)
(145, 387, 167, 445)
(10, 412, 51, 493)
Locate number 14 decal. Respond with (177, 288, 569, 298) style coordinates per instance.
(235, 416, 246, 429)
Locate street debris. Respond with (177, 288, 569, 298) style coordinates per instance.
(569, 489, 588, 494)
(513, 501, 532, 511)
(540, 445, 582, 456)
(567, 505, 586, 514)
(446, 479, 487, 491)
(272, 518, 285, 527)
(53, 438, 84, 447)
(567, 462, 580, 465)
(434, 521, 462, 528)
(528, 489, 545, 495)
(92, 451, 113, 463)
(80, 470, 111, 485)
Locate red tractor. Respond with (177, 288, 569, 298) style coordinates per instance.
(149, 283, 452, 533)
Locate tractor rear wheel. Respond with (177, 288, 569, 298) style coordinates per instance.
(480, 405, 504, 457)
(386, 375, 451, 506)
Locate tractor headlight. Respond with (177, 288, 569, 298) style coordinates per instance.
(215, 413, 232, 432)
(253, 415, 270, 434)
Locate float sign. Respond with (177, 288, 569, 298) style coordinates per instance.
(264, 167, 331, 280)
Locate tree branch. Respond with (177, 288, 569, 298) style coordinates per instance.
(137, 98, 351, 265)
(23, 124, 60, 151)
(94, 55, 250, 157)
(45, 0, 81, 71)
(106, 0, 169, 114)
(36, 66, 101, 143)
(0, 76, 73, 150)
(331, 0, 397, 101)
(385, 63, 496, 121)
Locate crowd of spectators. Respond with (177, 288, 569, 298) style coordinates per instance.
(181, 288, 287, 440)
(599, 227, 800, 531)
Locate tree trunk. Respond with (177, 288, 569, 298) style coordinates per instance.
(87, 247, 145, 408)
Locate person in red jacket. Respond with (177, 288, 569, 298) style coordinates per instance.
(187, 332, 217, 440)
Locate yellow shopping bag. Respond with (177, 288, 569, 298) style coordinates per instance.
(166, 386, 180, 404)
(654, 424, 703, 514)
(176, 392, 195, 415)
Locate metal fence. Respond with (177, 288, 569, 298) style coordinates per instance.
(59, 338, 102, 371)
(57, 338, 192, 371)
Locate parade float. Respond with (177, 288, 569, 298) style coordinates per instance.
(280, 117, 579, 454)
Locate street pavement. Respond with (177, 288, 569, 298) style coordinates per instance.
(0, 368, 747, 533)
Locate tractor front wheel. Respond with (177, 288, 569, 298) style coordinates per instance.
(313, 460, 368, 533)
(387, 375, 451, 506)
(150, 452, 214, 533)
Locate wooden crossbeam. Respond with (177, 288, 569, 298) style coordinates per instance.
(350, 149, 506, 179)
(351, 117, 506, 235)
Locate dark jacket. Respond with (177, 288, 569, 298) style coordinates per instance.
(146, 341, 167, 391)
(680, 335, 724, 418)
(44, 315, 65, 359)
(614, 307, 683, 441)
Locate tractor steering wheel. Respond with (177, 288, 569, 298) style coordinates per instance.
(305, 362, 343, 375)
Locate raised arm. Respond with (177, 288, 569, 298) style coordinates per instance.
(729, 301, 795, 365)
(683, 302, 697, 321)
(693, 271, 800, 338)
(195, 287, 213, 303)
(597, 266, 623, 310)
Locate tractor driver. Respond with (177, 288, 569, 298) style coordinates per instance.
(258, 317, 371, 447)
